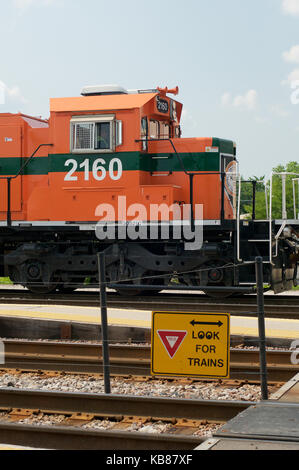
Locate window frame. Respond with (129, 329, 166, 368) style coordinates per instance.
(141, 116, 148, 152)
(160, 121, 170, 140)
(149, 119, 160, 139)
(70, 115, 120, 154)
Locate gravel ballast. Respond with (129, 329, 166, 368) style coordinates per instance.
(0, 371, 271, 401)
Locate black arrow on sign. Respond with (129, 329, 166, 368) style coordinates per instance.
(190, 320, 223, 327)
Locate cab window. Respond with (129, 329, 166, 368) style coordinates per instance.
(149, 120, 159, 139)
(141, 117, 148, 139)
(72, 122, 94, 150)
(174, 125, 181, 138)
(160, 122, 170, 139)
(70, 115, 122, 153)
(141, 117, 148, 151)
(95, 122, 111, 150)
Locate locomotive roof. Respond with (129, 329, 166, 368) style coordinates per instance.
(0, 112, 48, 127)
(50, 92, 161, 113)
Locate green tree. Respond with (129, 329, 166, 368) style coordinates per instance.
(240, 176, 265, 217)
(270, 161, 299, 220)
(242, 161, 299, 220)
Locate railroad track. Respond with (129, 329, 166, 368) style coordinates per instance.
(0, 387, 253, 450)
(0, 340, 290, 449)
(0, 288, 298, 319)
(1, 339, 298, 382)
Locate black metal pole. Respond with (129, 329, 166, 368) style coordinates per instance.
(97, 252, 111, 394)
(220, 172, 225, 223)
(255, 256, 268, 400)
(189, 174, 195, 232)
(7, 178, 11, 227)
(252, 181, 257, 221)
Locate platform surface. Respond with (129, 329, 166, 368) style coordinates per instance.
(0, 303, 298, 340)
(198, 356, 299, 450)
(214, 401, 299, 442)
(197, 437, 299, 450)
(0, 444, 41, 450)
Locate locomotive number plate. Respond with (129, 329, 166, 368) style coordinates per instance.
(64, 157, 123, 182)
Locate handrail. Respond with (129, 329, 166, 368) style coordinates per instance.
(268, 171, 299, 264)
(236, 175, 261, 262)
(0, 143, 53, 227)
(237, 174, 242, 261)
(292, 178, 299, 219)
(269, 173, 273, 264)
(135, 137, 234, 227)
(239, 179, 258, 220)
(136, 137, 216, 176)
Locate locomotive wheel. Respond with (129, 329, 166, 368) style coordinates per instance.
(57, 286, 76, 294)
(56, 278, 80, 294)
(26, 281, 60, 294)
(116, 287, 145, 296)
(116, 287, 162, 296)
(115, 277, 162, 297)
(203, 265, 234, 298)
(203, 289, 233, 299)
(192, 261, 234, 299)
(106, 261, 163, 296)
(23, 260, 60, 294)
(115, 269, 163, 296)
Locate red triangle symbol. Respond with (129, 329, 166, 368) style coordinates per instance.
(157, 330, 187, 359)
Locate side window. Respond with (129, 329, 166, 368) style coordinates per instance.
(160, 122, 170, 139)
(150, 120, 159, 139)
(174, 125, 181, 138)
(72, 122, 94, 151)
(141, 117, 148, 151)
(115, 120, 123, 147)
(71, 115, 121, 153)
(141, 117, 148, 139)
(95, 122, 111, 150)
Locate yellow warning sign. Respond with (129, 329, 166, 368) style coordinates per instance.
(151, 311, 230, 378)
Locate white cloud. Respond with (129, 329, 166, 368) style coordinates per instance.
(13, 0, 36, 8)
(0, 82, 5, 105)
(270, 105, 290, 118)
(282, 67, 299, 85)
(282, 0, 299, 16)
(7, 85, 27, 103)
(0, 81, 27, 106)
(255, 116, 269, 124)
(221, 89, 258, 110)
(181, 109, 198, 132)
(12, 0, 61, 10)
(233, 90, 258, 109)
(283, 45, 299, 63)
(221, 92, 231, 106)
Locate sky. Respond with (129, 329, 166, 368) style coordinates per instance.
(0, 0, 299, 177)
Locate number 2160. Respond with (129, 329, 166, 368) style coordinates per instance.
(64, 158, 123, 182)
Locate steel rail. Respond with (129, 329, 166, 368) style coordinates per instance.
(0, 388, 253, 450)
(0, 340, 298, 382)
(0, 422, 202, 450)
(0, 388, 252, 422)
(1, 339, 295, 363)
(1, 288, 299, 303)
(0, 360, 294, 382)
(0, 290, 298, 318)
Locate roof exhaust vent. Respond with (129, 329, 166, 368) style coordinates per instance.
(81, 85, 128, 96)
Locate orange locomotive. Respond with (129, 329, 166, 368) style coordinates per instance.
(0, 85, 297, 294)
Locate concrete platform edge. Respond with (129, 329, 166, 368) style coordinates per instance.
(0, 316, 295, 348)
